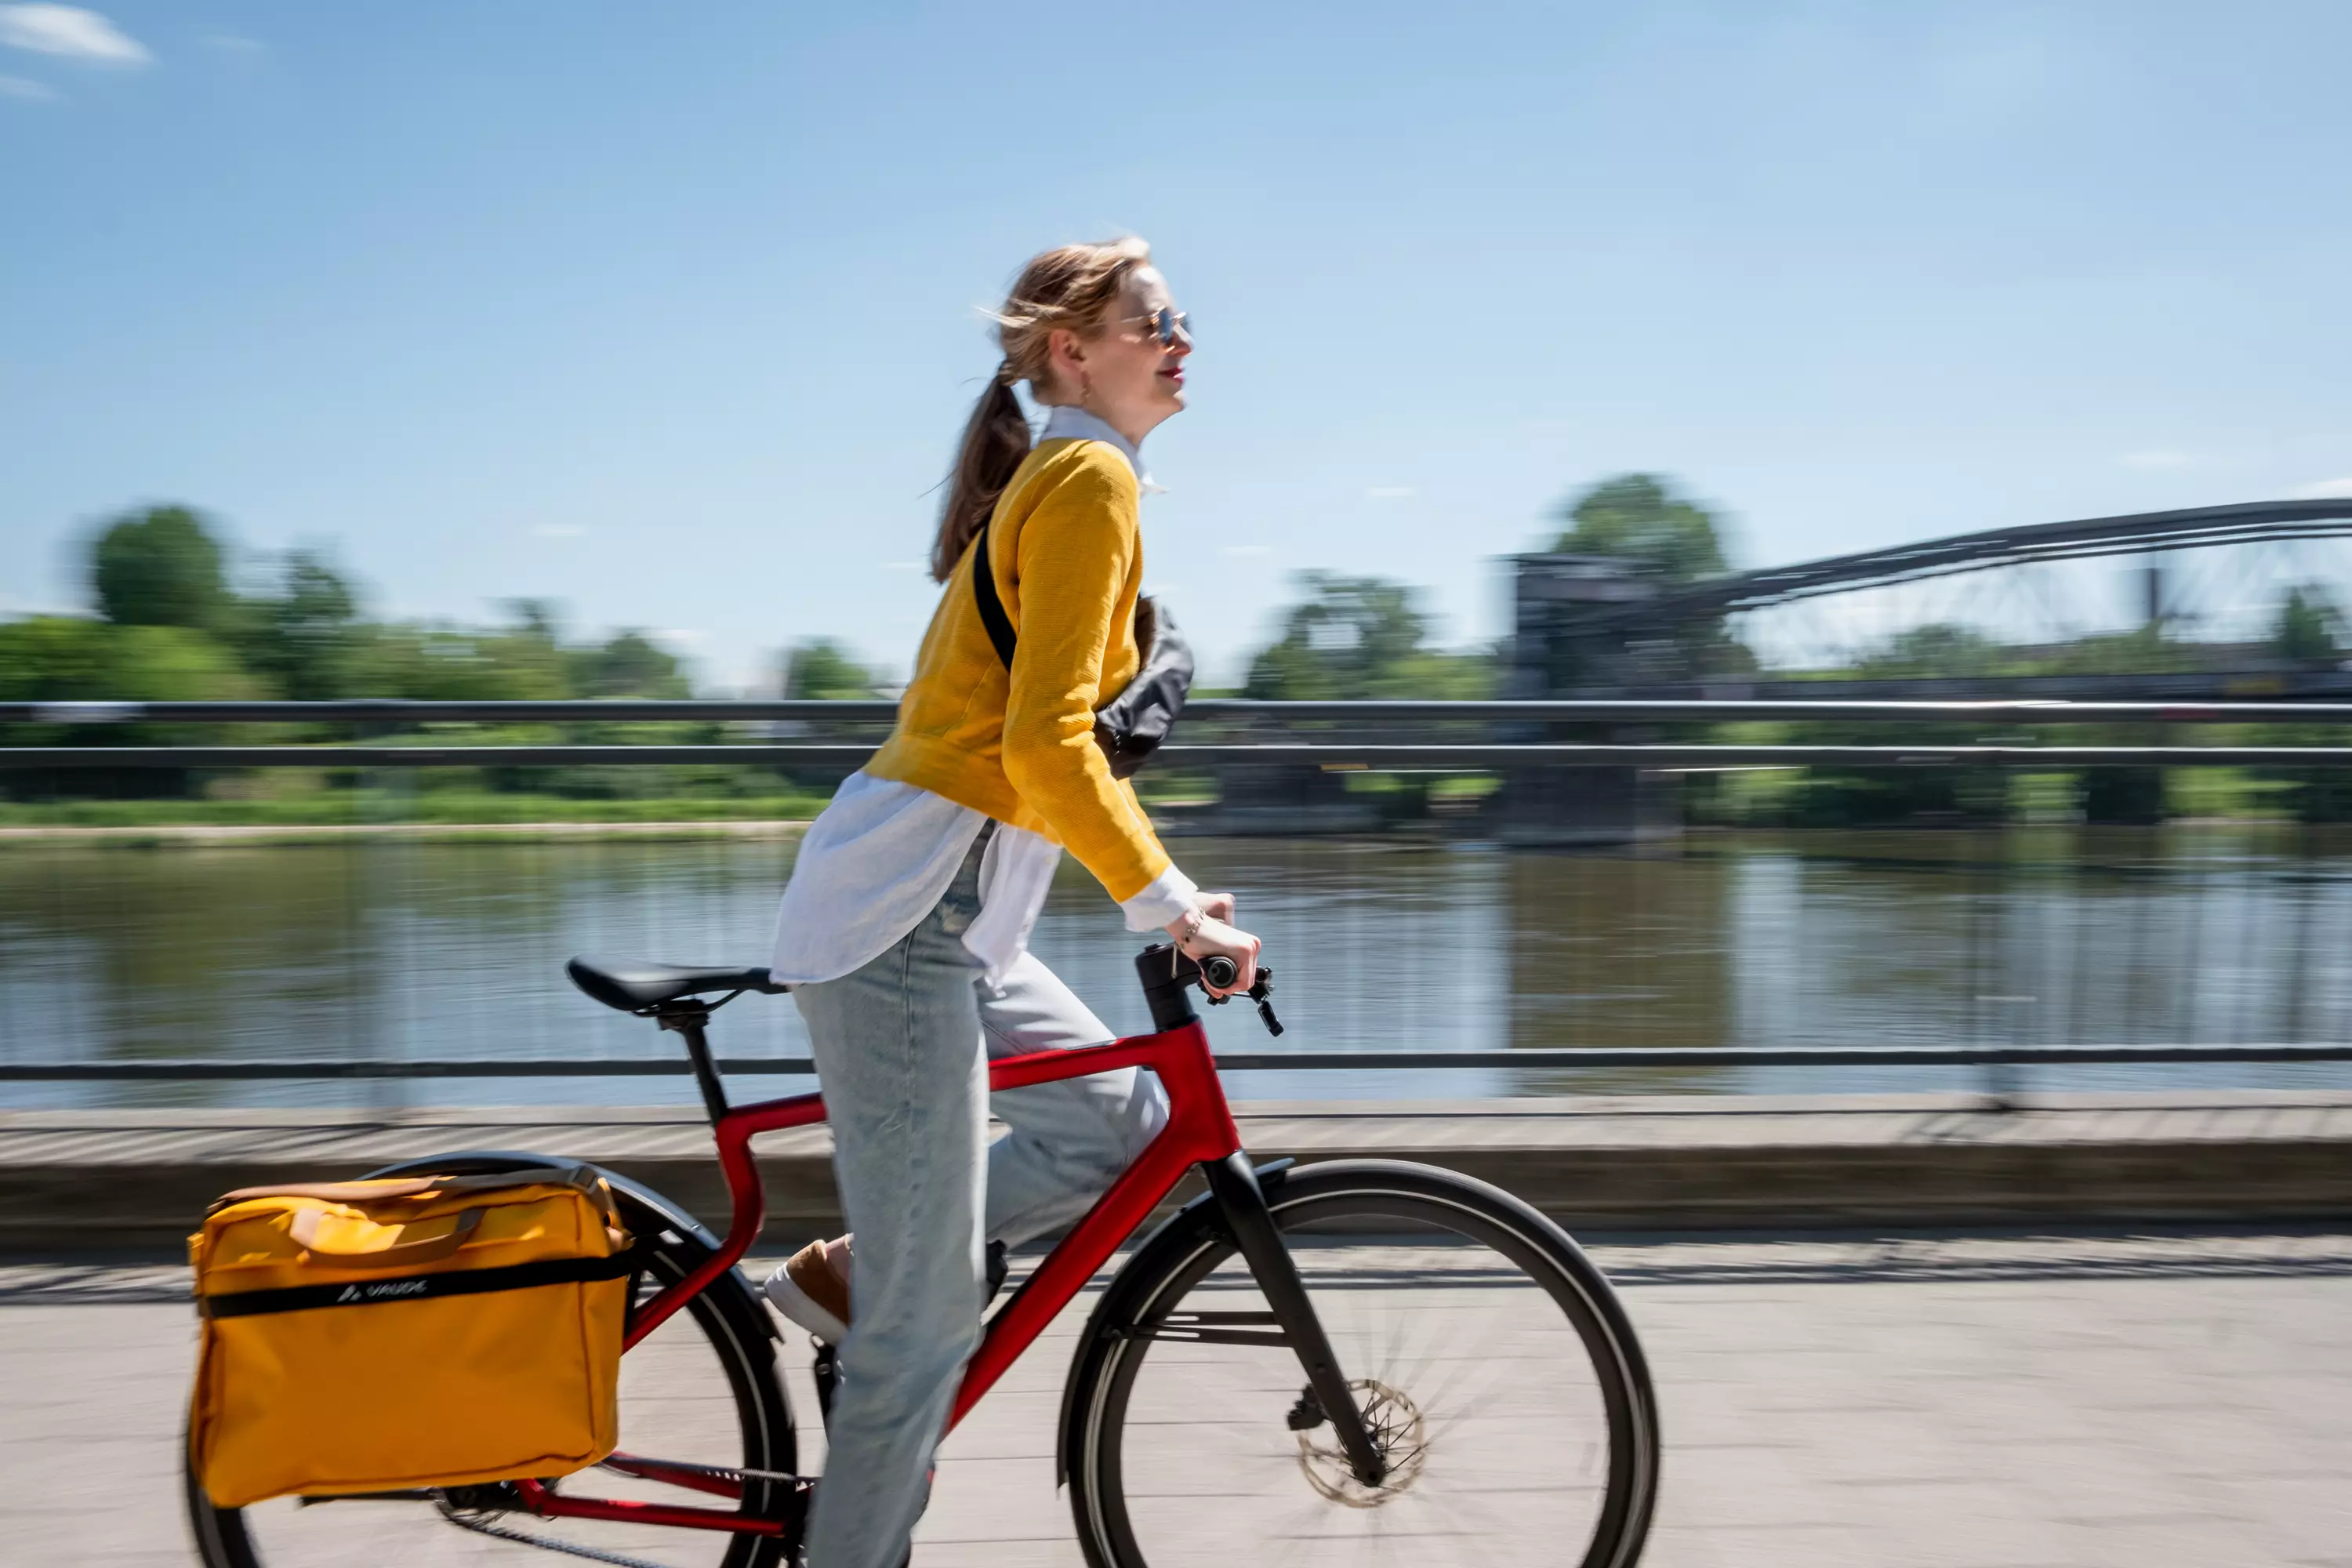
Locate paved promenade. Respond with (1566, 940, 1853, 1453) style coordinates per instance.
(7, 1227, 2350, 1566)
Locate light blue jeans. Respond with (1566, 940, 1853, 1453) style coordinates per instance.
(793, 834, 1168, 1568)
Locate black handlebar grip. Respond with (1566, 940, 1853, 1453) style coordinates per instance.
(1200, 955, 1240, 990)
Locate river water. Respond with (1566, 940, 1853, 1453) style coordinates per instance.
(5, 828, 2352, 1108)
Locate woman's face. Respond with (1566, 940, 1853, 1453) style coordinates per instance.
(1054, 266, 1192, 443)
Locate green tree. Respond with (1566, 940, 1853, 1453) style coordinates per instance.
(1776, 623, 2015, 826)
(1857, 622, 2005, 679)
(0, 616, 259, 800)
(90, 505, 230, 629)
(474, 599, 578, 699)
(230, 550, 363, 699)
(1550, 474, 1730, 582)
(346, 604, 577, 701)
(784, 639, 878, 700)
(1242, 573, 1494, 699)
(2272, 586, 2343, 666)
(579, 631, 691, 698)
(0, 615, 256, 702)
(0, 615, 115, 700)
(100, 625, 261, 699)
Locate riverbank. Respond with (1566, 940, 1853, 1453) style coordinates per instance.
(9, 1091, 2349, 1253)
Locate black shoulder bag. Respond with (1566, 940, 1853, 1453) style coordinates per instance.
(969, 521, 1193, 780)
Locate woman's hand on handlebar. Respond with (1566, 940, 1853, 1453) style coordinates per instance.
(1167, 894, 1258, 998)
(1192, 890, 1236, 925)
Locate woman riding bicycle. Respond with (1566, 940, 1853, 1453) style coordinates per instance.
(765, 238, 1259, 1568)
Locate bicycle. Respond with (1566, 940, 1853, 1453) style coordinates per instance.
(187, 945, 1661, 1568)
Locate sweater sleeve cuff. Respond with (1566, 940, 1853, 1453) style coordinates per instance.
(1120, 864, 1199, 933)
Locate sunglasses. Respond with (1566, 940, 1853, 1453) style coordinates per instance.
(1127, 307, 1192, 347)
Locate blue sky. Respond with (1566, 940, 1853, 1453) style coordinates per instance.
(5, 1, 2350, 688)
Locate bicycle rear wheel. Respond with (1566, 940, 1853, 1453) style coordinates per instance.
(187, 1163, 796, 1568)
(1064, 1160, 1658, 1568)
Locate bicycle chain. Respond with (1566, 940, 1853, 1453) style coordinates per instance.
(598, 1454, 810, 1487)
(433, 1497, 674, 1568)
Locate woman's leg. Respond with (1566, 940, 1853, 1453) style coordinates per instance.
(793, 887, 990, 1568)
(979, 950, 1171, 1250)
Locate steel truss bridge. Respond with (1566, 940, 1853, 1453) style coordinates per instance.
(1512, 498, 2352, 700)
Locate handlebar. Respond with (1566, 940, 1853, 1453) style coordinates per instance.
(1136, 945, 1283, 1037)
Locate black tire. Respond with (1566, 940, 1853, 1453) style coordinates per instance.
(1062, 1160, 1659, 1568)
(187, 1152, 797, 1568)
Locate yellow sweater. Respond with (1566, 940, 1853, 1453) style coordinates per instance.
(865, 437, 1173, 902)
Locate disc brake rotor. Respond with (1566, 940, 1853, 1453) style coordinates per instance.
(1296, 1379, 1429, 1507)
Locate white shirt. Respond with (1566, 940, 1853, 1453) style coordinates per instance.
(770, 406, 1195, 985)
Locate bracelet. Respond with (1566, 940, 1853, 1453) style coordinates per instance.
(1171, 909, 1205, 949)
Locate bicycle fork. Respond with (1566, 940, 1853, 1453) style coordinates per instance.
(1201, 1153, 1388, 1486)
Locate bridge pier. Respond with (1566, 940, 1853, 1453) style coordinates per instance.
(1489, 765, 1680, 846)
(2081, 767, 2166, 825)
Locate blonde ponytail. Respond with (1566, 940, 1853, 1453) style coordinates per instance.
(931, 238, 1151, 583)
(933, 365, 1033, 582)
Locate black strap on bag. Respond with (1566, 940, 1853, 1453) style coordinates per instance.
(970, 520, 1192, 780)
(200, 1248, 641, 1319)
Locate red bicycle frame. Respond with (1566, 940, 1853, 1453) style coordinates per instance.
(512, 989, 1255, 1537)
(629, 1011, 1243, 1406)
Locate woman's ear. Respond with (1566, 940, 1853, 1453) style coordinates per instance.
(1045, 325, 1087, 386)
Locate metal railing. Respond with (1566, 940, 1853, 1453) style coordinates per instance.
(9, 1041, 2352, 1080)
(18, 743, 2352, 769)
(11, 697, 2352, 771)
(13, 696, 2352, 724)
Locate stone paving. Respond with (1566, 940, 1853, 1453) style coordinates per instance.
(4, 1228, 2349, 1566)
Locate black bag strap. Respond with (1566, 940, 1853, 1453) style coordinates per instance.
(964, 516, 1189, 779)
(970, 521, 1018, 668)
(198, 1247, 640, 1319)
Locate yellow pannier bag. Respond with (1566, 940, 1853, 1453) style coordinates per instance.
(188, 1165, 633, 1508)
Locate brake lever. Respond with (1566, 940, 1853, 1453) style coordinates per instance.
(1252, 974, 1284, 1037)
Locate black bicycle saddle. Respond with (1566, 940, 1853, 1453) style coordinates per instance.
(566, 956, 790, 1013)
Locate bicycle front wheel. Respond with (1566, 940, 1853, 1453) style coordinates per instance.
(1064, 1160, 1659, 1568)
(186, 1164, 797, 1568)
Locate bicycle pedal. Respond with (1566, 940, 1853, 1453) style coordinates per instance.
(811, 1340, 839, 1430)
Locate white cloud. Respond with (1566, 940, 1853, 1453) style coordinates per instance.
(531, 523, 587, 539)
(2118, 450, 2194, 470)
(2291, 477, 2352, 500)
(1364, 485, 1417, 499)
(1219, 544, 1272, 557)
(0, 70, 55, 96)
(0, 5, 150, 64)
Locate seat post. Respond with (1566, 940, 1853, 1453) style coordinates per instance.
(657, 1002, 731, 1124)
